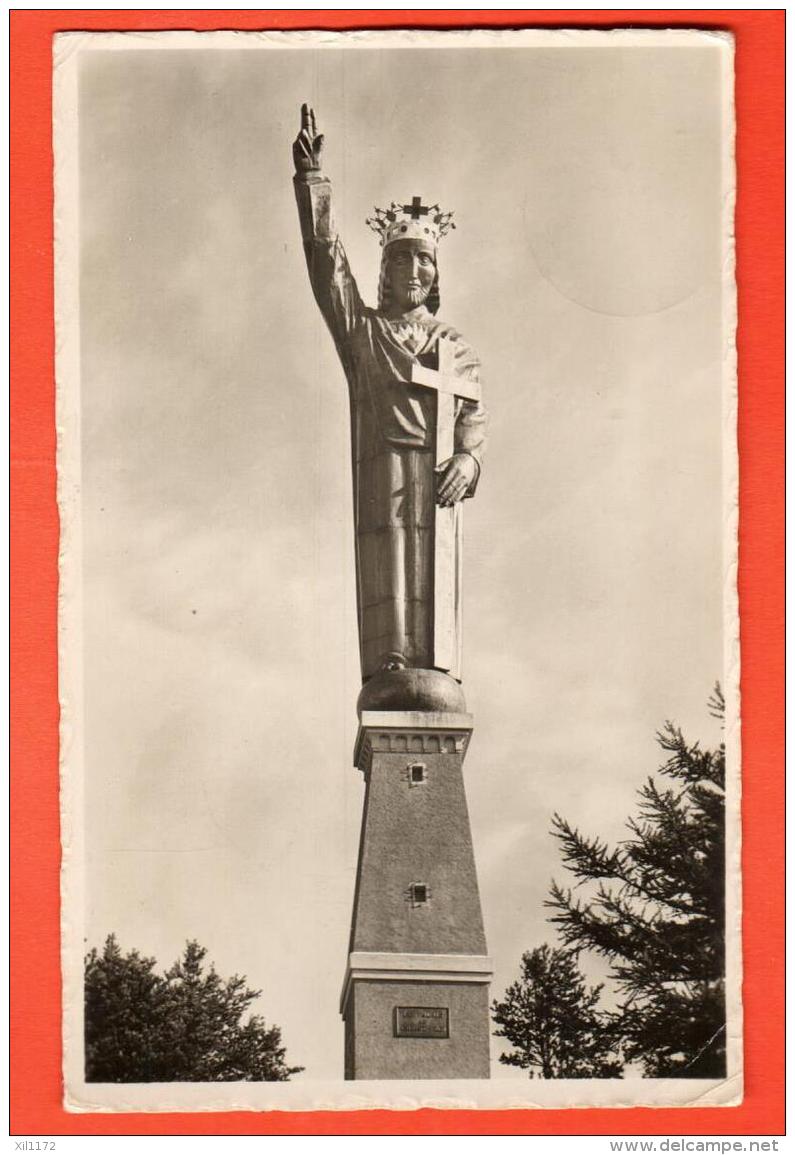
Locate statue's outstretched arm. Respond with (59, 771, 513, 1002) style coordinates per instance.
(292, 104, 364, 344)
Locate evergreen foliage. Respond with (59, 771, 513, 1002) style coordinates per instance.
(492, 944, 623, 1078)
(84, 936, 303, 1082)
(546, 688, 726, 1077)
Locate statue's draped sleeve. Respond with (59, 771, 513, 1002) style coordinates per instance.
(446, 336, 487, 497)
(294, 173, 364, 368)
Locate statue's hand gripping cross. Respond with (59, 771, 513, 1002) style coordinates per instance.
(410, 339, 481, 674)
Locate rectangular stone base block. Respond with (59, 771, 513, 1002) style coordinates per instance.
(344, 980, 490, 1080)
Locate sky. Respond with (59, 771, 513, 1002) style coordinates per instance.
(72, 31, 730, 1084)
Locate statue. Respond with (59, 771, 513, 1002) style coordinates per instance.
(293, 106, 488, 712)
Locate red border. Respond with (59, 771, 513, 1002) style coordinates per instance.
(10, 9, 784, 1136)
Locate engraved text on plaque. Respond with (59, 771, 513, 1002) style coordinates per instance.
(394, 1006, 450, 1039)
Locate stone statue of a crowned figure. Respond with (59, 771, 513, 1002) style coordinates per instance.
(293, 105, 488, 713)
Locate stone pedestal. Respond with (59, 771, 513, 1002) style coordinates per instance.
(341, 711, 492, 1080)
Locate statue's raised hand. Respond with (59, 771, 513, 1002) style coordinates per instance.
(293, 103, 324, 174)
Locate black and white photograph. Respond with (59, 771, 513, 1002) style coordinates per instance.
(54, 27, 739, 1110)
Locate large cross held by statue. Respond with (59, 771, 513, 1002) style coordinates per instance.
(411, 338, 482, 673)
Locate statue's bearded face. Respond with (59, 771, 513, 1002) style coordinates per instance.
(384, 239, 437, 311)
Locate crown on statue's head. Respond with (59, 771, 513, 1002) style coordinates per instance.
(366, 197, 456, 249)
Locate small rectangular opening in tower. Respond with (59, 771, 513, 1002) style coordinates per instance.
(411, 883, 428, 904)
(409, 762, 426, 784)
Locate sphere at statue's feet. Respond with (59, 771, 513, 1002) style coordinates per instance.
(357, 668, 467, 716)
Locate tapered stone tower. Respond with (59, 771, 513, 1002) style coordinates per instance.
(340, 677, 493, 1080)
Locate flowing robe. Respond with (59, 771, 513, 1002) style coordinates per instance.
(295, 174, 488, 681)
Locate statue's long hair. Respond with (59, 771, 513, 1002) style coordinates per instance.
(377, 249, 441, 316)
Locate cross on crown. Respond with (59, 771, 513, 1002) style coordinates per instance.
(366, 197, 456, 248)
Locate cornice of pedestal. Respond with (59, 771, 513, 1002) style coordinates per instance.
(354, 710, 475, 772)
(339, 950, 494, 1017)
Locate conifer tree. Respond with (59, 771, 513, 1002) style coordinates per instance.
(84, 936, 303, 1082)
(492, 944, 623, 1077)
(546, 688, 726, 1077)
